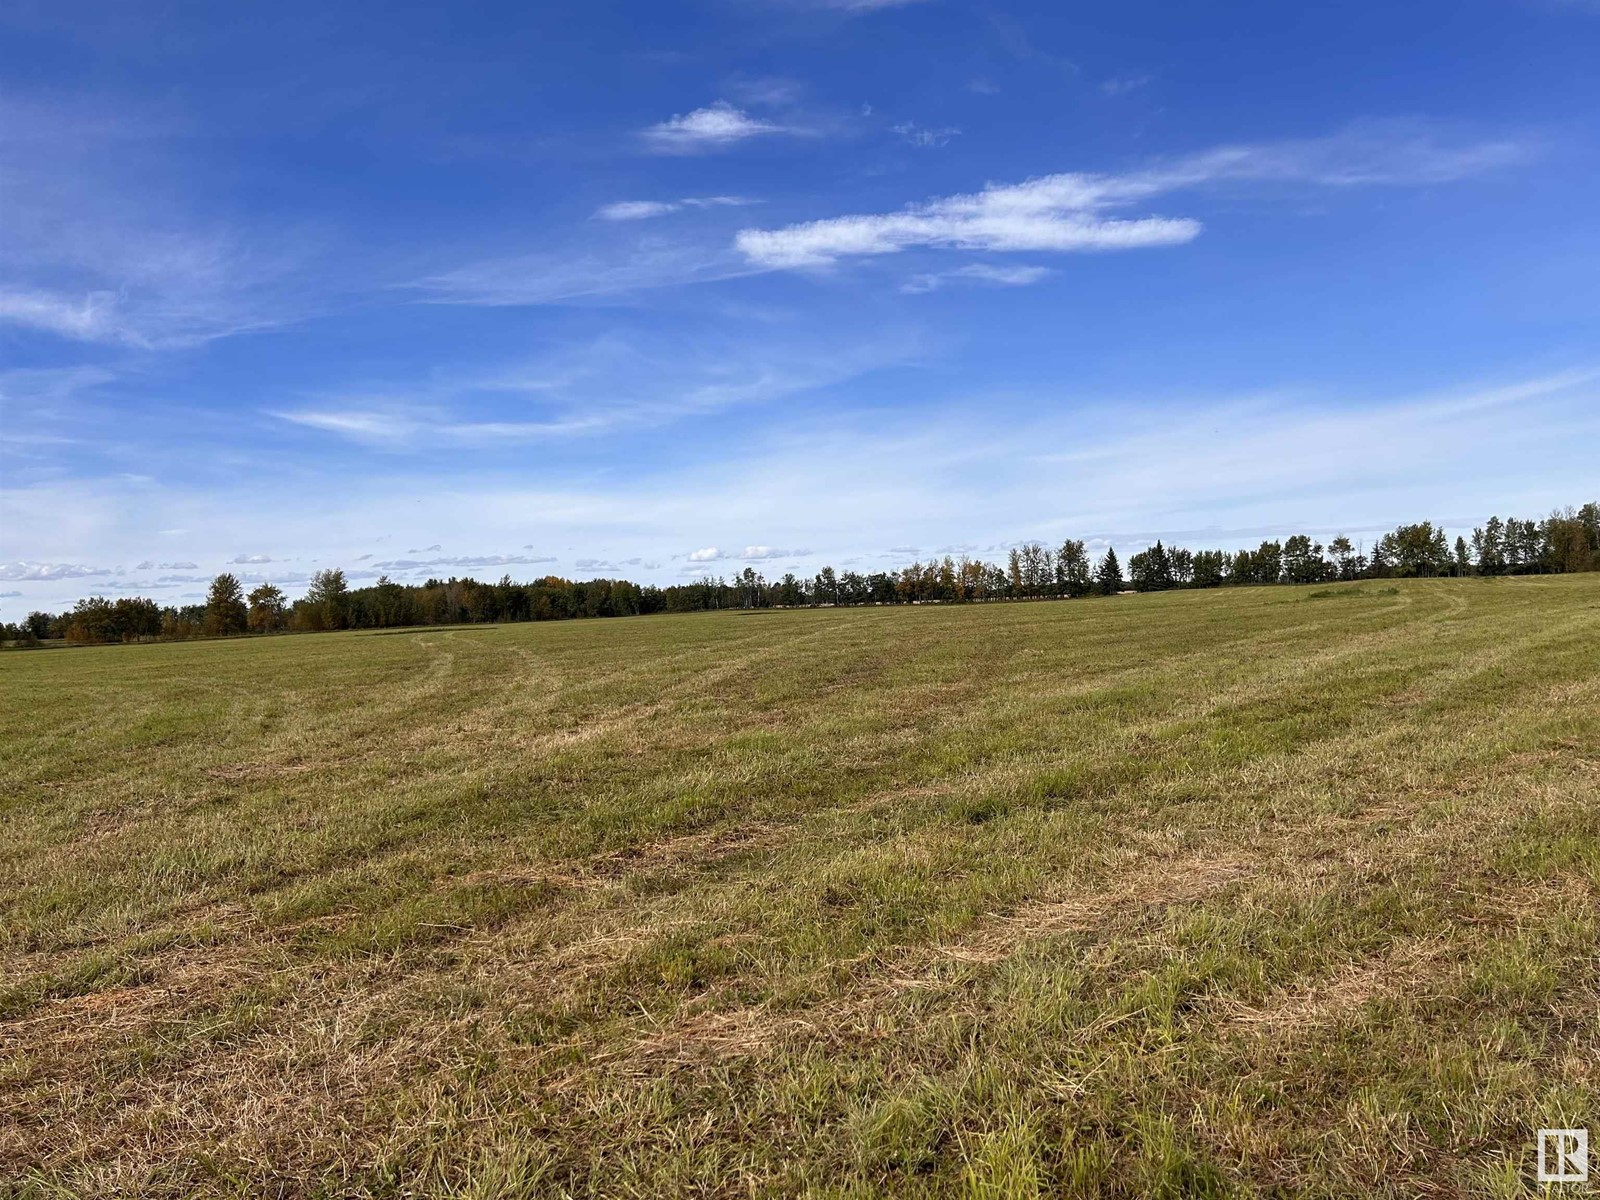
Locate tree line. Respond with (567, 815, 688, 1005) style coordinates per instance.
(6, 502, 1595, 647)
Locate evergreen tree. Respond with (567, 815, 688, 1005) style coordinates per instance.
(1096, 547, 1123, 595)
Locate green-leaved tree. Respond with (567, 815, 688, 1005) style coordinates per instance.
(203, 573, 248, 636)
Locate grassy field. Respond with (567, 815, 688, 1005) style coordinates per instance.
(2, 577, 1597, 1198)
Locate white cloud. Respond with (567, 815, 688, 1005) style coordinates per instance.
(681, 196, 757, 209)
(412, 240, 759, 306)
(739, 545, 809, 560)
(594, 196, 756, 221)
(801, 0, 928, 9)
(642, 102, 785, 153)
(0, 561, 114, 581)
(685, 545, 807, 563)
(372, 554, 558, 572)
(0, 94, 317, 348)
(892, 122, 961, 148)
(0, 290, 132, 344)
(7, 365, 1592, 612)
(595, 201, 680, 222)
(1101, 74, 1152, 97)
(270, 333, 916, 449)
(736, 123, 1530, 268)
(229, 553, 273, 564)
(272, 407, 617, 446)
(737, 180, 1200, 268)
(901, 263, 1053, 294)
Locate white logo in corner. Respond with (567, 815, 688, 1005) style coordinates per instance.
(1538, 1128, 1588, 1184)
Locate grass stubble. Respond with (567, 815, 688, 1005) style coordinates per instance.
(0, 576, 1596, 1197)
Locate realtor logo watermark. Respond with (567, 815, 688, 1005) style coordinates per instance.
(1538, 1128, 1588, 1185)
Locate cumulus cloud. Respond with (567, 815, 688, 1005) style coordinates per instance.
(642, 102, 785, 153)
(901, 263, 1053, 294)
(686, 545, 808, 563)
(736, 123, 1529, 268)
(229, 553, 273, 564)
(739, 545, 809, 560)
(136, 559, 198, 570)
(0, 561, 114, 581)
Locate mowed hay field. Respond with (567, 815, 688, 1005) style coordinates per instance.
(2, 578, 1598, 1198)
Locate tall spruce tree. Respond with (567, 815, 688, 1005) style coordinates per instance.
(1096, 547, 1124, 595)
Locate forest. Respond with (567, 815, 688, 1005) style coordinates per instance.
(9, 503, 1597, 647)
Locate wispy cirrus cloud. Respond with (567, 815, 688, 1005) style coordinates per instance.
(272, 408, 609, 446)
(372, 553, 558, 572)
(7, 367, 1594, 611)
(892, 122, 961, 148)
(411, 239, 758, 306)
(268, 330, 918, 450)
(736, 122, 1532, 268)
(783, 0, 929, 10)
(901, 263, 1053, 294)
(0, 93, 321, 348)
(641, 102, 787, 153)
(1101, 74, 1152, 97)
(0, 290, 130, 344)
(593, 196, 755, 221)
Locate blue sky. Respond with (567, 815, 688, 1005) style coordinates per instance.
(3, 0, 1598, 610)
